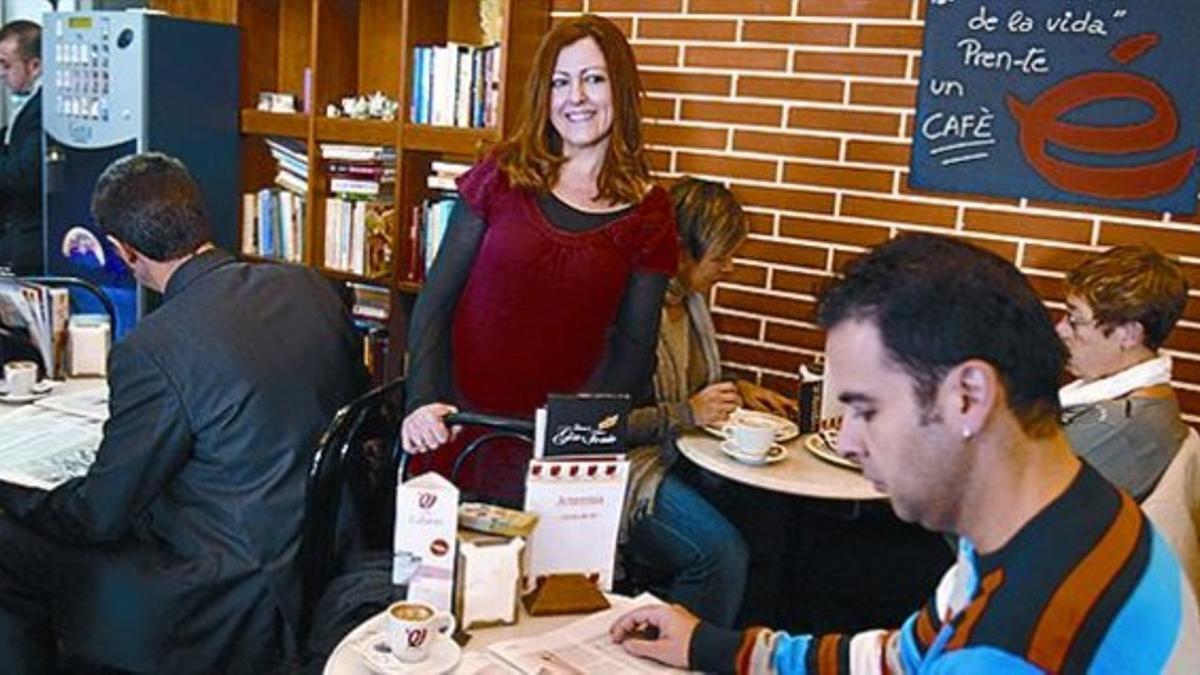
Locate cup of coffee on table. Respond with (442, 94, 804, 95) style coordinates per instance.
(386, 600, 456, 663)
(729, 418, 775, 458)
(3, 360, 38, 397)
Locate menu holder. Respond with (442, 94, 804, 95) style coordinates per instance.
(522, 457, 629, 591)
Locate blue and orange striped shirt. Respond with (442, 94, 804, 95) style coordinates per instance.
(691, 464, 1199, 674)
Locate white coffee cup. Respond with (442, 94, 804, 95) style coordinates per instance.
(3, 360, 38, 397)
(729, 418, 775, 457)
(386, 600, 455, 663)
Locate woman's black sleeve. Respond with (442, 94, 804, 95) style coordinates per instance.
(585, 271, 669, 404)
(404, 199, 485, 414)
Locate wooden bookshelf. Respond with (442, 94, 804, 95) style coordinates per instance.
(241, 110, 308, 138)
(315, 118, 397, 145)
(150, 0, 551, 379)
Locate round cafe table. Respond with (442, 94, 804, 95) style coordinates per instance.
(676, 431, 951, 634)
(325, 595, 632, 674)
(675, 431, 884, 500)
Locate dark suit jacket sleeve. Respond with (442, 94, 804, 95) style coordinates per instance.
(5, 339, 193, 543)
(0, 95, 41, 197)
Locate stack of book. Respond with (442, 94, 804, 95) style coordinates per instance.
(404, 161, 471, 282)
(242, 137, 308, 262)
(410, 43, 501, 128)
(347, 281, 389, 324)
(346, 281, 390, 386)
(322, 144, 397, 278)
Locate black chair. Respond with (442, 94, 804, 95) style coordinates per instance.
(297, 395, 533, 664)
(298, 378, 405, 647)
(21, 275, 118, 328)
(397, 410, 535, 503)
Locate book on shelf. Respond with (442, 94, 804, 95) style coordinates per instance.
(425, 160, 470, 191)
(410, 42, 500, 129)
(324, 198, 395, 278)
(329, 177, 390, 197)
(243, 188, 305, 263)
(320, 143, 396, 163)
(321, 144, 396, 278)
(347, 281, 389, 322)
(404, 197, 455, 283)
(265, 136, 307, 170)
(400, 162, 472, 283)
(243, 137, 308, 263)
(344, 282, 390, 386)
(326, 162, 397, 180)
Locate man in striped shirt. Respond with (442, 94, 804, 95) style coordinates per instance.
(610, 234, 1200, 674)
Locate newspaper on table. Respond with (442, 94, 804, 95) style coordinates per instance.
(0, 381, 109, 490)
(486, 593, 699, 674)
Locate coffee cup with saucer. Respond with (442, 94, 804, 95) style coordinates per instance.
(356, 632, 462, 674)
(348, 600, 461, 673)
(720, 439, 787, 466)
(0, 360, 55, 404)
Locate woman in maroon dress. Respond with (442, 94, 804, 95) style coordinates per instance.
(401, 15, 678, 501)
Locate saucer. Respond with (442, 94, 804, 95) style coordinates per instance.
(341, 613, 461, 675)
(0, 380, 55, 404)
(802, 432, 861, 471)
(719, 440, 787, 466)
(705, 409, 800, 443)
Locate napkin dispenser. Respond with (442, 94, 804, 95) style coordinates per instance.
(455, 531, 525, 629)
(68, 314, 110, 377)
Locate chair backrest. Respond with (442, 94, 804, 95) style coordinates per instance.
(395, 410, 535, 508)
(21, 275, 118, 327)
(299, 378, 405, 643)
(1143, 426, 1200, 597)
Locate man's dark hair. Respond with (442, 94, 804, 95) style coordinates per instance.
(817, 234, 1065, 435)
(91, 153, 211, 261)
(0, 20, 40, 62)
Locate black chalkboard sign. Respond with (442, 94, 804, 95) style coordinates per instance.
(911, 1, 1200, 214)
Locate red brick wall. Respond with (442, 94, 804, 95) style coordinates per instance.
(550, 0, 1200, 419)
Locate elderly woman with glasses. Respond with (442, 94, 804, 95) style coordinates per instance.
(1055, 245, 1189, 501)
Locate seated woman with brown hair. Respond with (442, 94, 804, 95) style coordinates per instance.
(1056, 245, 1190, 501)
(622, 178, 796, 627)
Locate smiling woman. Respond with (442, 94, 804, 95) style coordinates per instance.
(400, 15, 678, 502)
(549, 38, 612, 158)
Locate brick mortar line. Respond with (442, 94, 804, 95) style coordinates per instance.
(568, 11, 928, 28)
(638, 65, 920, 87)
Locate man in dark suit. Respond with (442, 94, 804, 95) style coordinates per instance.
(0, 153, 367, 672)
(0, 20, 42, 274)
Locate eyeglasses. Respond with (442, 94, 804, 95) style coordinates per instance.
(1063, 314, 1099, 331)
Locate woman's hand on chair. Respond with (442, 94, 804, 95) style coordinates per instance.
(689, 382, 741, 427)
(736, 380, 798, 418)
(402, 403, 460, 454)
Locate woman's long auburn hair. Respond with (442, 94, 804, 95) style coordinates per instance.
(496, 14, 650, 205)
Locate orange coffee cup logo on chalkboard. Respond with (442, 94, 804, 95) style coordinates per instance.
(1008, 33, 1197, 200)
